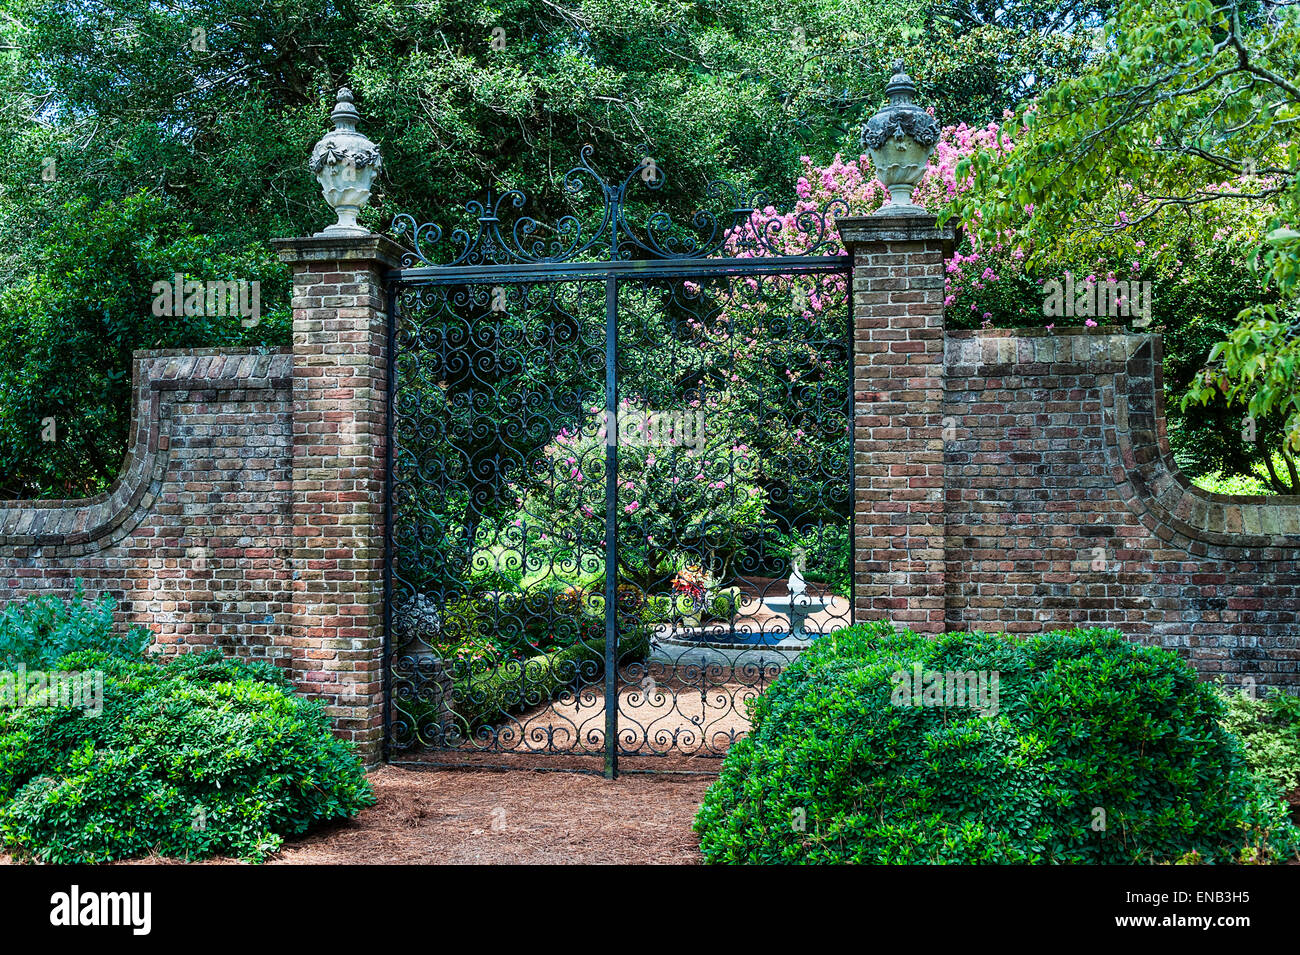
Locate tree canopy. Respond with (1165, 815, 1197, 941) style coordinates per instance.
(949, 0, 1300, 478)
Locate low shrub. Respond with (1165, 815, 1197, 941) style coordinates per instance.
(695, 622, 1299, 864)
(1220, 688, 1300, 797)
(0, 649, 374, 863)
(402, 622, 653, 741)
(0, 581, 151, 669)
(642, 593, 694, 624)
(435, 597, 499, 662)
(459, 621, 651, 729)
(704, 588, 741, 622)
(642, 595, 674, 624)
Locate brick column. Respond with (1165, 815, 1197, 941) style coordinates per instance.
(838, 216, 954, 633)
(271, 234, 402, 766)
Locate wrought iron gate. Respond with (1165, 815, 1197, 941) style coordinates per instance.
(384, 149, 853, 775)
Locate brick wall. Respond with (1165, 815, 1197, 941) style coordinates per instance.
(841, 216, 953, 634)
(272, 234, 402, 765)
(0, 348, 295, 666)
(943, 327, 1300, 689)
(0, 231, 398, 764)
(842, 212, 1300, 691)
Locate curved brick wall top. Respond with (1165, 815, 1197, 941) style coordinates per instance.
(0, 348, 292, 553)
(1115, 335, 1300, 549)
(945, 327, 1300, 552)
(941, 326, 1300, 686)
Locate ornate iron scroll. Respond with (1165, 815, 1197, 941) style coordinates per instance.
(390, 145, 850, 268)
(385, 150, 854, 775)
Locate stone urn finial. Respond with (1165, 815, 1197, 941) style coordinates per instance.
(308, 87, 383, 237)
(863, 59, 941, 216)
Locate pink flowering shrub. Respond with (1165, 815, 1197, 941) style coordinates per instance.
(754, 112, 1265, 334)
(520, 398, 770, 577)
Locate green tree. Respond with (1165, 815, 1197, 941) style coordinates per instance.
(0, 192, 286, 497)
(948, 0, 1300, 486)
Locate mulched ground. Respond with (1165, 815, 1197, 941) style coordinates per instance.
(259, 766, 711, 865)
(4, 770, 1294, 866)
(0, 764, 712, 865)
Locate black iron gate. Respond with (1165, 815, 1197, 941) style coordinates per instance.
(384, 149, 853, 775)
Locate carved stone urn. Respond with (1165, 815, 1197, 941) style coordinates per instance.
(308, 88, 383, 237)
(863, 60, 941, 215)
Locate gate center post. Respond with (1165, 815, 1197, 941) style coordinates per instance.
(603, 275, 620, 778)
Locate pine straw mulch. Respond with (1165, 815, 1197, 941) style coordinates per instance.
(260, 765, 712, 865)
(102, 764, 708, 865)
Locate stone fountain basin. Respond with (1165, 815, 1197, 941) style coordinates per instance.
(647, 623, 812, 669)
(759, 594, 831, 612)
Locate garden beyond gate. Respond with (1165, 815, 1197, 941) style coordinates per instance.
(383, 149, 855, 775)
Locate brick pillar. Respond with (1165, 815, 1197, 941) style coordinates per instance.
(837, 216, 954, 634)
(271, 234, 403, 766)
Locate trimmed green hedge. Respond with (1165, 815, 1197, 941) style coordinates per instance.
(695, 622, 1300, 864)
(0, 649, 374, 863)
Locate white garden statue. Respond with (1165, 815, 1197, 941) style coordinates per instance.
(788, 548, 807, 600)
(787, 548, 813, 638)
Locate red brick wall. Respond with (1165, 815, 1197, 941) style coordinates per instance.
(843, 212, 1299, 690)
(943, 327, 1300, 689)
(842, 216, 952, 633)
(273, 234, 402, 764)
(0, 348, 295, 666)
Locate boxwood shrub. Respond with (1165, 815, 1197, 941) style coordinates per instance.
(0, 581, 151, 669)
(1220, 688, 1300, 798)
(695, 622, 1300, 864)
(0, 649, 374, 863)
